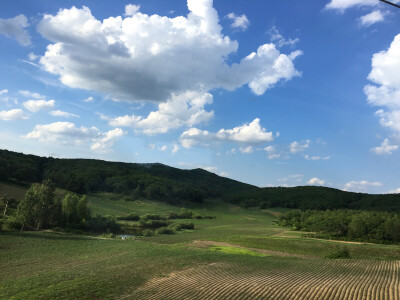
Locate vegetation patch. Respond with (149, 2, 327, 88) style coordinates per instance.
(208, 245, 270, 257)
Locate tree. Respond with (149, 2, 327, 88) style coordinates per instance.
(18, 180, 59, 230)
(62, 193, 89, 227)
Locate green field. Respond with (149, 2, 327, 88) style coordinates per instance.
(1, 189, 400, 299)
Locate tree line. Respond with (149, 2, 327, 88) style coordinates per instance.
(278, 209, 400, 243)
(0, 180, 119, 233)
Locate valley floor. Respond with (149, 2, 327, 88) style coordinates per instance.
(1, 196, 400, 299)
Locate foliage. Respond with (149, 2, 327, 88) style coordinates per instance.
(17, 179, 60, 230)
(62, 193, 89, 227)
(279, 209, 400, 243)
(117, 213, 140, 221)
(156, 227, 175, 234)
(86, 215, 120, 233)
(325, 247, 351, 259)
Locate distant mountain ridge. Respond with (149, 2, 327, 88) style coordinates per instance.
(1, 149, 399, 211)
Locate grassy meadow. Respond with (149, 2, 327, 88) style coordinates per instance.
(1, 185, 400, 299)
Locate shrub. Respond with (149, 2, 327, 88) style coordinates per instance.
(156, 227, 175, 234)
(139, 219, 169, 229)
(142, 229, 154, 237)
(325, 247, 351, 259)
(140, 214, 165, 221)
(117, 213, 140, 221)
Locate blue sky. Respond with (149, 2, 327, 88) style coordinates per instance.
(1, 0, 400, 193)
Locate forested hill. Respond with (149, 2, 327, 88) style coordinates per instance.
(0, 149, 255, 203)
(1, 149, 400, 211)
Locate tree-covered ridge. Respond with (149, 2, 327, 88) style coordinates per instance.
(1, 149, 400, 211)
(0, 149, 254, 204)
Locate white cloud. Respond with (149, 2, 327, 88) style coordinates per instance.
(49, 110, 79, 118)
(159, 145, 167, 151)
(90, 128, 125, 152)
(37, 2, 300, 102)
(108, 91, 213, 135)
(359, 10, 386, 27)
(239, 145, 253, 154)
(304, 154, 330, 160)
(124, 4, 140, 16)
(180, 118, 274, 148)
(25, 121, 124, 152)
(83, 96, 94, 103)
(219, 172, 230, 177)
(268, 153, 280, 160)
(0, 89, 8, 96)
(365, 34, 400, 134)
(148, 143, 156, 150)
(388, 188, 400, 194)
(23, 100, 55, 112)
(0, 15, 31, 46)
(264, 145, 275, 153)
(201, 166, 218, 173)
(306, 177, 325, 186)
(325, 0, 378, 11)
(172, 144, 179, 153)
(28, 53, 39, 61)
(269, 26, 299, 48)
(19, 90, 46, 99)
(343, 180, 382, 192)
(371, 138, 398, 155)
(226, 13, 249, 31)
(290, 140, 310, 154)
(0, 109, 28, 121)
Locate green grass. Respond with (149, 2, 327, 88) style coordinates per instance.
(209, 245, 270, 257)
(1, 183, 400, 298)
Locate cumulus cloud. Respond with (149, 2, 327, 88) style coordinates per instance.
(172, 144, 179, 153)
(19, 90, 46, 99)
(359, 10, 386, 27)
(0, 89, 8, 96)
(365, 34, 400, 134)
(0, 109, 28, 121)
(124, 4, 140, 16)
(90, 128, 125, 152)
(325, 0, 378, 11)
(37, 2, 300, 102)
(343, 180, 382, 192)
(180, 118, 274, 148)
(0, 15, 31, 46)
(226, 13, 249, 31)
(108, 91, 213, 135)
(290, 140, 310, 154)
(49, 110, 79, 118)
(23, 100, 55, 112)
(371, 138, 398, 155)
(306, 177, 325, 186)
(25, 121, 124, 152)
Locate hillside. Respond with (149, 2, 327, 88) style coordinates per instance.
(1, 149, 400, 211)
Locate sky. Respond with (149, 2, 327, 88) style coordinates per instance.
(1, 0, 400, 194)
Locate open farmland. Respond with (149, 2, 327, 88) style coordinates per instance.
(1, 189, 400, 299)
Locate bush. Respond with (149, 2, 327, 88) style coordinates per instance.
(156, 227, 175, 234)
(86, 215, 120, 233)
(140, 214, 165, 221)
(142, 229, 154, 237)
(117, 213, 140, 221)
(325, 247, 351, 259)
(139, 219, 169, 229)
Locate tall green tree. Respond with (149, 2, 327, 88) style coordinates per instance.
(62, 193, 89, 226)
(18, 180, 59, 230)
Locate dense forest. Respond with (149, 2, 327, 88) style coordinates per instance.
(278, 209, 400, 243)
(1, 149, 400, 211)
